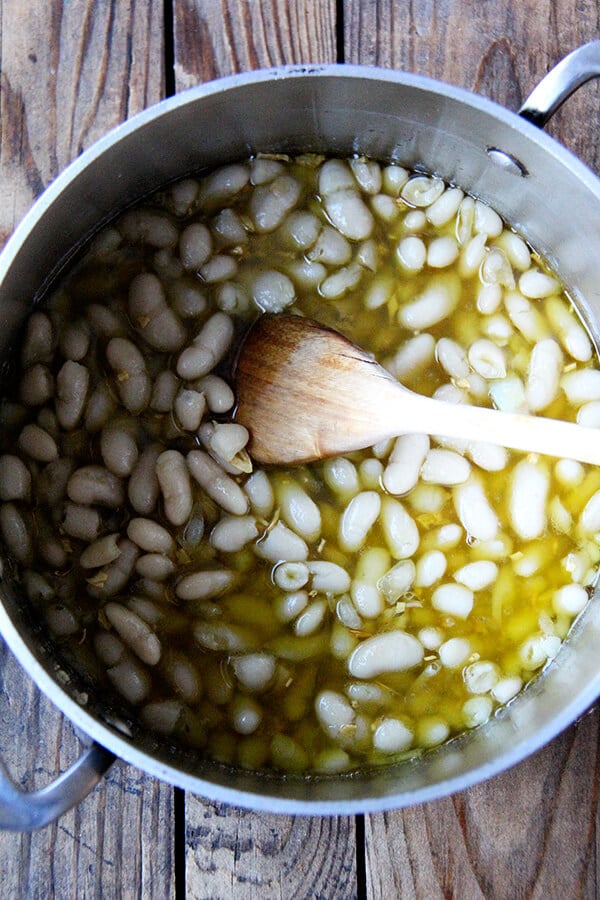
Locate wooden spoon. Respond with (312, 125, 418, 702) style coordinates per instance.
(233, 314, 600, 467)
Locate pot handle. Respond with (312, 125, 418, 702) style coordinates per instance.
(0, 740, 115, 831)
(519, 40, 600, 126)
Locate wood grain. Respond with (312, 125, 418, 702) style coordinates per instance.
(345, 2, 600, 896)
(0, 1, 172, 896)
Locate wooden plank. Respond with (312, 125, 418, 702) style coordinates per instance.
(0, 1, 173, 896)
(344, 1, 600, 896)
(171, 3, 357, 897)
(185, 796, 357, 899)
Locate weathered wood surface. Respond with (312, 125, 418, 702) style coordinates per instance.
(1, 0, 600, 898)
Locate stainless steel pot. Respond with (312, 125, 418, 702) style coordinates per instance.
(1, 43, 600, 830)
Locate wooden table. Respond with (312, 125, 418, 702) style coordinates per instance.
(0, 2, 599, 896)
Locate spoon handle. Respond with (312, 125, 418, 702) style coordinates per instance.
(396, 389, 600, 465)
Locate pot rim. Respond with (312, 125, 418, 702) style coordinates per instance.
(2, 62, 600, 815)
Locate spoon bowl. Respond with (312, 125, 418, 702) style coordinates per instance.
(234, 314, 600, 467)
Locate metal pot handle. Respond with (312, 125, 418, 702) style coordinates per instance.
(519, 40, 600, 126)
(0, 740, 115, 831)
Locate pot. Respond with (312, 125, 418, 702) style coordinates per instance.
(1, 43, 600, 830)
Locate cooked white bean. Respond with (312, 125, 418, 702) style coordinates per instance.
(428, 235, 459, 268)
(580, 489, 600, 533)
(552, 583, 588, 616)
(208, 423, 249, 468)
(80, 534, 121, 569)
(255, 521, 308, 563)
(396, 235, 426, 272)
(128, 444, 161, 515)
(169, 282, 207, 319)
(414, 550, 447, 588)
(351, 547, 389, 618)
(338, 491, 381, 553)
(463, 660, 500, 694)
(491, 675, 523, 704)
(176, 312, 234, 380)
(106, 337, 150, 414)
(107, 657, 150, 705)
(21, 311, 54, 367)
(307, 560, 351, 595)
(476, 283, 502, 315)
(381, 497, 420, 559)
(526, 338, 563, 411)
(401, 175, 444, 207)
(383, 433, 429, 496)
(275, 589, 308, 623)
(385, 333, 436, 380)
(453, 476, 499, 541)
(577, 401, 600, 427)
(432, 583, 474, 618)
(508, 460, 549, 540)
(104, 601, 161, 665)
(382, 164, 409, 195)
(244, 469, 275, 518)
(315, 689, 355, 740)
(467, 339, 506, 379)
(53, 360, 89, 430)
(250, 174, 301, 233)
(127, 517, 175, 555)
(211, 515, 258, 552)
(488, 374, 528, 413)
(519, 633, 561, 670)
(436, 338, 469, 379)
(546, 297, 592, 362)
(100, 420, 138, 477)
(350, 157, 382, 194)
(323, 457, 360, 500)
(179, 223, 213, 270)
(327, 183, 375, 237)
(398, 275, 459, 330)
(426, 187, 463, 226)
(465, 441, 508, 472)
(438, 637, 471, 669)
(200, 254, 238, 283)
(463, 696, 493, 727)
(348, 631, 424, 678)
(175, 568, 236, 601)
(275, 478, 321, 542)
(174, 388, 206, 432)
(519, 268, 560, 299)
(454, 560, 498, 590)
(460, 233, 487, 276)
(0, 503, 32, 563)
(307, 225, 351, 265)
(364, 272, 394, 310)
(19, 364, 54, 407)
(359, 457, 384, 490)
(87, 539, 139, 598)
(155, 449, 192, 526)
(119, 208, 178, 248)
(230, 695, 263, 735)
(84, 382, 116, 433)
(18, 423, 58, 462)
(377, 559, 415, 604)
(194, 374, 234, 413)
(373, 717, 413, 754)
(197, 163, 249, 211)
(140, 700, 184, 735)
(232, 654, 276, 693)
(561, 369, 600, 405)
(250, 269, 296, 313)
(418, 626, 444, 651)
(0, 455, 30, 501)
(294, 599, 327, 636)
(194, 622, 256, 653)
(67, 465, 124, 508)
(421, 449, 470, 486)
(135, 553, 176, 581)
(128, 272, 186, 352)
(273, 561, 309, 591)
(504, 291, 550, 343)
(278, 210, 321, 250)
(187, 449, 248, 515)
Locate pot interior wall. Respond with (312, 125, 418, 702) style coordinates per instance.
(2, 67, 600, 810)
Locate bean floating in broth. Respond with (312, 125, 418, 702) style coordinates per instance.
(1, 153, 599, 776)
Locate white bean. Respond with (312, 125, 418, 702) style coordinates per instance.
(421, 449, 470, 485)
(453, 476, 499, 541)
(273, 561, 309, 591)
(244, 469, 275, 518)
(307, 226, 351, 265)
(432, 583, 474, 618)
(197, 163, 249, 211)
(504, 292, 550, 343)
(350, 157, 382, 194)
(467, 339, 506, 379)
(230, 696, 263, 735)
(275, 478, 321, 542)
(106, 337, 150, 414)
(322, 457, 360, 500)
(250, 174, 301, 233)
(519, 269, 560, 299)
(0, 455, 30, 501)
(18, 424, 57, 462)
(546, 297, 592, 362)
(156, 449, 193, 526)
(119, 209, 178, 248)
(107, 657, 150, 705)
(294, 599, 327, 636)
(135, 553, 175, 581)
(426, 187, 463, 226)
(128, 272, 186, 352)
(194, 374, 235, 413)
(174, 388, 206, 431)
(401, 175, 444, 207)
(396, 236, 426, 272)
(377, 559, 416, 603)
(347, 631, 424, 678)
(67, 465, 124, 508)
(100, 420, 139, 477)
(385, 333, 436, 380)
(21, 312, 54, 367)
(127, 517, 175, 555)
(373, 718, 413, 754)
(381, 497, 420, 559)
(383, 434, 429, 495)
(0, 503, 32, 563)
(210, 515, 258, 552)
(414, 550, 447, 588)
(251, 269, 296, 313)
(255, 521, 308, 563)
(104, 601, 161, 665)
(275, 589, 308, 623)
(323, 190, 374, 240)
(398, 274, 459, 330)
(307, 560, 351, 595)
(20, 364, 54, 406)
(128, 444, 161, 515)
(179, 223, 213, 270)
(315, 689, 355, 740)
(552, 583, 588, 616)
(561, 369, 600, 405)
(175, 568, 236, 601)
(338, 491, 381, 553)
(187, 449, 248, 515)
(454, 560, 498, 591)
(80, 533, 121, 569)
(232, 654, 276, 693)
(427, 236, 459, 268)
(176, 312, 234, 380)
(526, 338, 563, 411)
(508, 460, 549, 540)
(436, 337, 469, 379)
